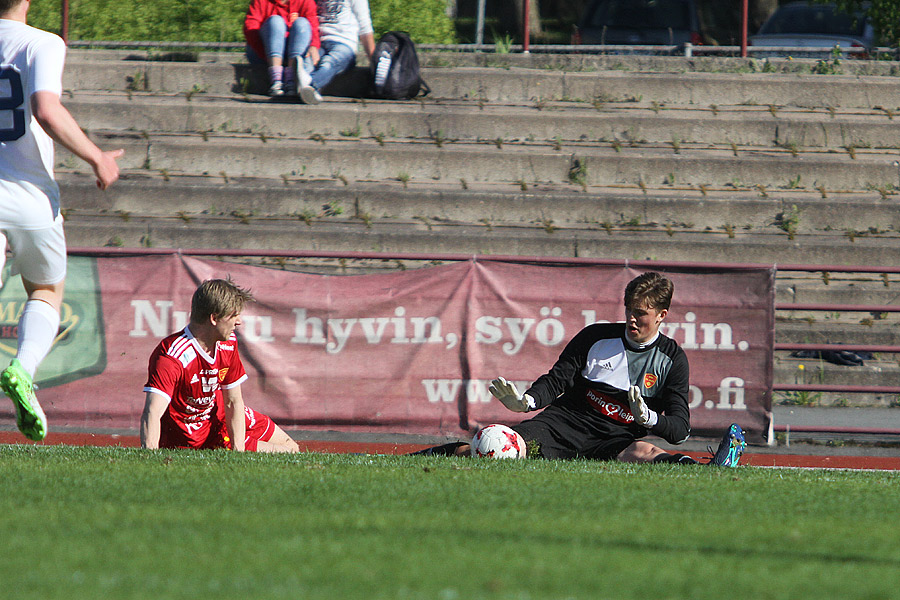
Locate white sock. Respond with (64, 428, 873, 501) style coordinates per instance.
(16, 300, 60, 377)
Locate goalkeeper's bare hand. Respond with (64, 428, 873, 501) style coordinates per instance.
(628, 385, 658, 428)
(489, 377, 535, 413)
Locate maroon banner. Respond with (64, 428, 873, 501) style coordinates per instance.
(0, 256, 774, 443)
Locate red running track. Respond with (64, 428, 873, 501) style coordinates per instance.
(2, 432, 899, 470)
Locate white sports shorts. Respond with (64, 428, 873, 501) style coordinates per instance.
(0, 215, 67, 287)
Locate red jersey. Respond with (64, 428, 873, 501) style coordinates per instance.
(243, 0, 321, 61)
(144, 327, 248, 448)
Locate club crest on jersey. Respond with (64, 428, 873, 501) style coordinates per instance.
(643, 373, 658, 389)
(218, 368, 229, 381)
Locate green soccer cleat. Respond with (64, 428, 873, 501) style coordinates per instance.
(1, 359, 47, 441)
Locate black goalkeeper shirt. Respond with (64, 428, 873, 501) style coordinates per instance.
(525, 322, 691, 445)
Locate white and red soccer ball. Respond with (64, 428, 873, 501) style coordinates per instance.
(470, 424, 526, 459)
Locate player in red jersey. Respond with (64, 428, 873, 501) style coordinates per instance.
(140, 278, 298, 452)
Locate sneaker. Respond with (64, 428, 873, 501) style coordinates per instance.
(296, 65, 320, 104)
(709, 423, 746, 467)
(1, 359, 47, 441)
(268, 80, 284, 97)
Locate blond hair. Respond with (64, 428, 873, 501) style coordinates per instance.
(190, 278, 254, 324)
(624, 272, 674, 311)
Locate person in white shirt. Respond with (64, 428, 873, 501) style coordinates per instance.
(305, 0, 376, 98)
(0, 0, 122, 440)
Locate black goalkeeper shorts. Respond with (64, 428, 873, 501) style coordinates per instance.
(512, 404, 636, 460)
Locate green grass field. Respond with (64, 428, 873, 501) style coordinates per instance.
(2, 445, 898, 600)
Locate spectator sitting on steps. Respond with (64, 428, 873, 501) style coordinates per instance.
(304, 0, 376, 99)
(244, 0, 321, 103)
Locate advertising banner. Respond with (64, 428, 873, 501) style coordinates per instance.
(0, 255, 775, 442)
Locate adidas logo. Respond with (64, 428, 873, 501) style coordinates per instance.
(190, 374, 199, 384)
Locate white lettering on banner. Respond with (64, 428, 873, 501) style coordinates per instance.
(242, 315, 275, 342)
(426, 378, 748, 411)
(421, 380, 531, 403)
(129, 300, 187, 337)
(291, 307, 452, 353)
(687, 378, 747, 411)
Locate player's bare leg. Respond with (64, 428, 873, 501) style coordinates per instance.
(0, 279, 63, 441)
(255, 424, 299, 453)
(618, 440, 697, 464)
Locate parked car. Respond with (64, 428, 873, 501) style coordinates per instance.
(749, 2, 875, 57)
(572, 0, 703, 47)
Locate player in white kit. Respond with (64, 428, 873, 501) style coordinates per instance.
(0, 0, 123, 440)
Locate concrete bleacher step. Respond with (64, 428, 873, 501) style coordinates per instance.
(65, 51, 900, 109)
(57, 129, 900, 193)
(56, 171, 900, 237)
(64, 91, 900, 151)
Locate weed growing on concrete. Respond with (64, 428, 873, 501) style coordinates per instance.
(297, 209, 315, 225)
(184, 84, 205, 101)
(757, 184, 768, 198)
(650, 101, 662, 114)
(664, 173, 675, 185)
(780, 140, 800, 157)
(818, 184, 828, 198)
(568, 158, 587, 189)
(116, 210, 131, 222)
(541, 218, 556, 233)
(415, 216, 433, 231)
(373, 133, 385, 147)
(768, 105, 778, 118)
(709, 104, 718, 116)
(670, 137, 681, 154)
(479, 218, 493, 231)
(879, 106, 895, 120)
(821, 271, 831, 285)
(845, 229, 858, 242)
(358, 212, 372, 229)
(665, 224, 674, 237)
(177, 211, 192, 223)
(518, 179, 528, 191)
(259, 132, 268, 143)
(611, 140, 622, 153)
(126, 70, 146, 92)
(722, 223, 735, 238)
(106, 236, 124, 248)
(776, 204, 801, 239)
(698, 184, 708, 197)
(322, 201, 343, 217)
(493, 137, 504, 149)
(310, 133, 326, 144)
(730, 142, 739, 157)
(231, 209, 252, 224)
(826, 106, 836, 118)
(140, 234, 153, 248)
(460, 178, 468, 190)
(431, 130, 445, 147)
(160, 169, 170, 182)
(844, 145, 857, 159)
(637, 178, 647, 195)
(340, 125, 361, 138)
(786, 174, 802, 189)
(336, 174, 348, 186)
(397, 172, 410, 188)
(883, 273, 891, 287)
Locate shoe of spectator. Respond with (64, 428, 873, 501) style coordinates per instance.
(709, 423, 746, 467)
(268, 80, 284, 97)
(1, 359, 47, 441)
(296, 64, 319, 104)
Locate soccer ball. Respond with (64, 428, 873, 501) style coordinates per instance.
(470, 424, 526, 459)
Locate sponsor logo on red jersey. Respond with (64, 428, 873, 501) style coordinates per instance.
(218, 368, 229, 382)
(585, 388, 635, 424)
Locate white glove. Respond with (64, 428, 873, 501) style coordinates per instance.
(628, 385, 658, 428)
(489, 377, 535, 413)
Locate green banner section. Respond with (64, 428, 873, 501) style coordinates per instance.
(0, 256, 106, 388)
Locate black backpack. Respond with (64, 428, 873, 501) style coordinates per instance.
(370, 31, 430, 99)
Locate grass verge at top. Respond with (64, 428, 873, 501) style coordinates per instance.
(1, 444, 898, 600)
(25, 0, 456, 45)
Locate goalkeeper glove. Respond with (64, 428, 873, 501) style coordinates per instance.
(628, 385, 658, 428)
(489, 377, 535, 413)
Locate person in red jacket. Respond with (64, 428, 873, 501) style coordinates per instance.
(244, 0, 321, 102)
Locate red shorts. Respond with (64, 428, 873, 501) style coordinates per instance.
(160, 406, 276, 451)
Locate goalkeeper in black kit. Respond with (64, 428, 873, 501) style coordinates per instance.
(418, 272, 746, 466)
